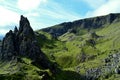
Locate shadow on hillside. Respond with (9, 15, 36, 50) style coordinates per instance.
(55, 70, 86, 80)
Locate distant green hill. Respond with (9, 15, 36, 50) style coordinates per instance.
(36, 13, 120, 80)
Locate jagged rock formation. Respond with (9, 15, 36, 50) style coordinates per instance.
(42, 13, 120, 37)
(1, 30, 16, 60)
(89, 32, 99, 39)
(85, 52, 120, 80)
(0, 15, 56, 72)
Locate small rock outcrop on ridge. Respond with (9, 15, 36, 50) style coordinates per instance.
(0, 15, 55, 71)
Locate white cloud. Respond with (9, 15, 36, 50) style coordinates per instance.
(17, 0, 47, 11)
(86, 0, 120, 17)
(0, 6, 19, 26)
(38, 9, 81, 20)
(22, 1, 82, 30)
(25, 12, 39, 17)
(0, 0, 4, 1)
(39, 1, 81, 21)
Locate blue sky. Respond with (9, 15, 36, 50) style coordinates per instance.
(0, 0, 120, 36)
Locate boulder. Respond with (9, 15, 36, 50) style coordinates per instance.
(104, 58, 111, 63)
(115, 68, 120, 74)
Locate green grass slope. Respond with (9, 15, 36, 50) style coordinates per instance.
(0, 58, 54, 80)
(1, 13, 120, 80)
(36, 16, 120, 80)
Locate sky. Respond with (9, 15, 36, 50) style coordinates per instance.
(0, 0, 120, 36)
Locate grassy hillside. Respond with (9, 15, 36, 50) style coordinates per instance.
(36, 14, 120, 80)
(1, 13, 120, 80)
(0, 58, 53, 80)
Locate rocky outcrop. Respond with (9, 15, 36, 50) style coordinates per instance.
(0, 15, 57, 72)
(89, 32, 100, 39)
(85, 52, 120, 80)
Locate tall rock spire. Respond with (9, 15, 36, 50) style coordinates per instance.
(18, 15, 34, 38)
(0, 15, 55, 71)
(17, 15, 44, 60)
(19, 15, 30, 32)
(14, 26, 18, 34)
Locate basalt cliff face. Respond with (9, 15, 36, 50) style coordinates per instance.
(42, 13, 120, 37)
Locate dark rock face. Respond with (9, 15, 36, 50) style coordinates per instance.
(1, 30, 16, 60)
(14, 26, 18, 34)
(0, 15, 55, 71)
(17, 15, 38, 59)
(0, 40, 2, 52)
